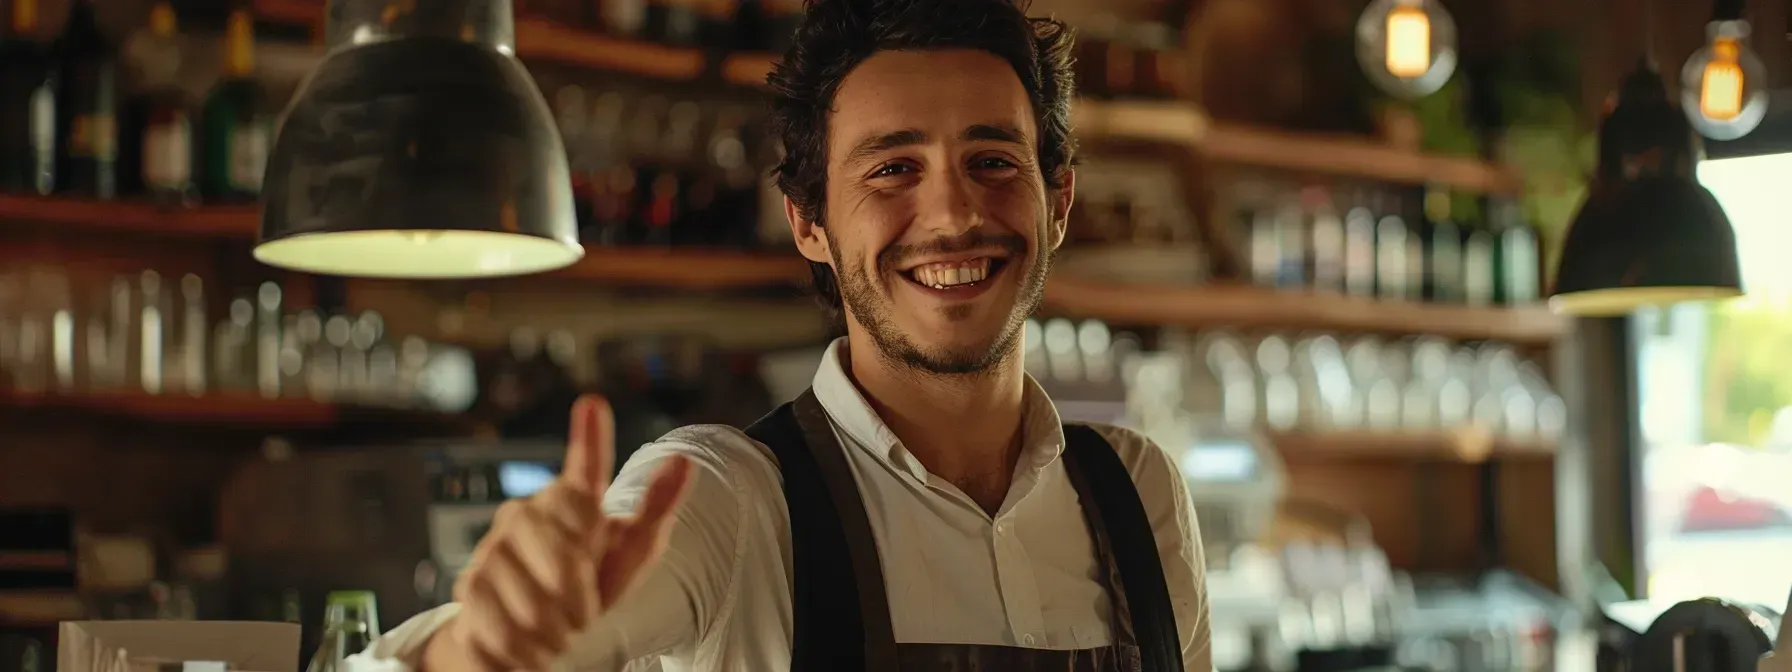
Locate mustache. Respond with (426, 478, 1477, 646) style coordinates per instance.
(877, 229, 1028, 272)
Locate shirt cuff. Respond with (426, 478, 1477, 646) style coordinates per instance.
(349, 603, 464, 670)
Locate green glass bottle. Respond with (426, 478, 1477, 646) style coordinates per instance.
(304, 590, 380, 672)
(52, 0, 119, 198)
(0, 0, 56, 194)
(199, 10, 270, 203)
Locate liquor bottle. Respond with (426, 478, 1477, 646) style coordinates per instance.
(1421, 187, 1462, 303)
(600, 0, 650, 38)
(1272, 201, 1306, 288)
(624, 96, 669, 244)
(759, 0, 802, 52)
(646, 0, 700, 46)
(583, 91, 631, 244)
(0, 0, 56, 194)
(708, 105, 760, 248)
(1342, 197, 1377, 299)
(1461, 220, 1496, 307)
(1375, 212, 1410, 301)
(199, 10, 271, 203)
(1305, 188, 1344, 293)
(118, 2, 195, 204)
(53, 0, 120, 199)
(696, 0, 736, 49)
(733, 0, 766, 51)
(1490, 201, 1541, 305)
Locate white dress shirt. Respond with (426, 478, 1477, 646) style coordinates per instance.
(359, 338, 1212, 671)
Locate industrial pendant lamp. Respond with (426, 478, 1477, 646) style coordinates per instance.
(1548, 57, 1743, 316)
(255, 0, 583, 278)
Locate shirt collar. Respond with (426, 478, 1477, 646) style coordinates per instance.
(810, 337, 1068, 482)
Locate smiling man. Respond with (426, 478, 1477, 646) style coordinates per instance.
(356, 0, 1211, 670)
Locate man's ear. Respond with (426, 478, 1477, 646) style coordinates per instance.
(1047, 168, 1075, 251)
(787, 196, 831, 264)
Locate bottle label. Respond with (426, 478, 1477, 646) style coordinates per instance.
(68, 113, 117, 160)
(28, 86, 54, 190)
(143, 117, 192, 188)
(604, 0, 647, 34)
(228, 122, 269, 192)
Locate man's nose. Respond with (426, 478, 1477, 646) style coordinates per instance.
(916, 171, 984, 235)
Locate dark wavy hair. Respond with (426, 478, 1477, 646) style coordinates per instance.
(765, 0, 1079, 325)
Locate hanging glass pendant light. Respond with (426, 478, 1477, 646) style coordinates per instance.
(255, 0, 583, 279)
(1548, 58, 1742, 316)
(1354, 0, 1458, 99)
(1680, 0, 1767, 141)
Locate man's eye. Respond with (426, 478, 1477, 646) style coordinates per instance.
(974, 157, 1017, 170)
(872, 163, 913, 178)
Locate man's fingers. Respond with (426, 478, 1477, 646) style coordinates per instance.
(485, 544, 574, 645)
(594, 457, 694, 608)
(634, 455, 694, 528)
(463, 577, 556, 670)
(562, 395, 617, 499)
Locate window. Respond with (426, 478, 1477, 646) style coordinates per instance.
(1632, 152, 1792, 611)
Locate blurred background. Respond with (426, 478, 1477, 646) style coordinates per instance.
(0, 0, 1787, 670)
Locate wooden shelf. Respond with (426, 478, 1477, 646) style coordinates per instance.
(1073, 100, 1522, 195)
(0, 197, 806, 289)
(1269, 428, 1556, 463)
(0, 389, 340, 427)
(1042, 278, 1569, 344)
(722, 52, 779, 87)
(0, 195, 257, 238)
(254, 0, 713, 83)
(514, 18, 706, 80)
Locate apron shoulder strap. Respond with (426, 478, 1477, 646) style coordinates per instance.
(743, 389, 899, 672)
(1062, 423, 1185, 672)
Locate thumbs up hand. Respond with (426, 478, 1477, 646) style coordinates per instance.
(423, 395, 694, 671)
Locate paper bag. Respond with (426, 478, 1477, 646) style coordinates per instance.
(57, 621, 301, 672)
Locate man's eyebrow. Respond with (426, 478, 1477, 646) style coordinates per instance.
(962, 123, 1028, 146)
(845, 129, 929, 166)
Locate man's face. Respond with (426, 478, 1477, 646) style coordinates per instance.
(794, 48, 1072, 376)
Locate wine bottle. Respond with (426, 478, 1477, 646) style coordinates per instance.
(760, 0, 802, 53)
(1422, 187, 1463, 304)
(119, 1, 195, 204)
(0, 0, 56, 194)
(1490, 201, 1541, 305)
(600, 0, 649, 38)
(646, 0, 700, 46)
(199, 10, 271, 202)
(53, 0, 119, 199)
(696, 0, 736, 49)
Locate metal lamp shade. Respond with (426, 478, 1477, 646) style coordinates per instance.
(1548, 58, 1744, 315)
(254, 0, 582, 278)
(1548, 175, 1741, 316)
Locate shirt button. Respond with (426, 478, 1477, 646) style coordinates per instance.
(1022, 633, 1037, 646)
(994, 522, 1006, 534)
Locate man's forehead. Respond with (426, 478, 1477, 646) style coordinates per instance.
(826, 49, 1037, 156)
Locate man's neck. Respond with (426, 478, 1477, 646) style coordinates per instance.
(843, 331, 1027, 516)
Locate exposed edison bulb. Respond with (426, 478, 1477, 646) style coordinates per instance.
(1356, 0, 1457, 98)
(1681, 20, 1768, 141)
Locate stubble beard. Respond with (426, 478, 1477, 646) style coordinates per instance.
(829, 227, 1053, 378)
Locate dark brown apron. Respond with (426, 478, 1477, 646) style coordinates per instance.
(743, 389, 1182, 672)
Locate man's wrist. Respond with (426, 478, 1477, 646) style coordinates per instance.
(418, 615, 468, 672)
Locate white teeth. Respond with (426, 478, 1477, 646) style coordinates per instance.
(909, 258, 994, 288)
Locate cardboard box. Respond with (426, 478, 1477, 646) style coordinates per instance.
(57, 621, 301, 672)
